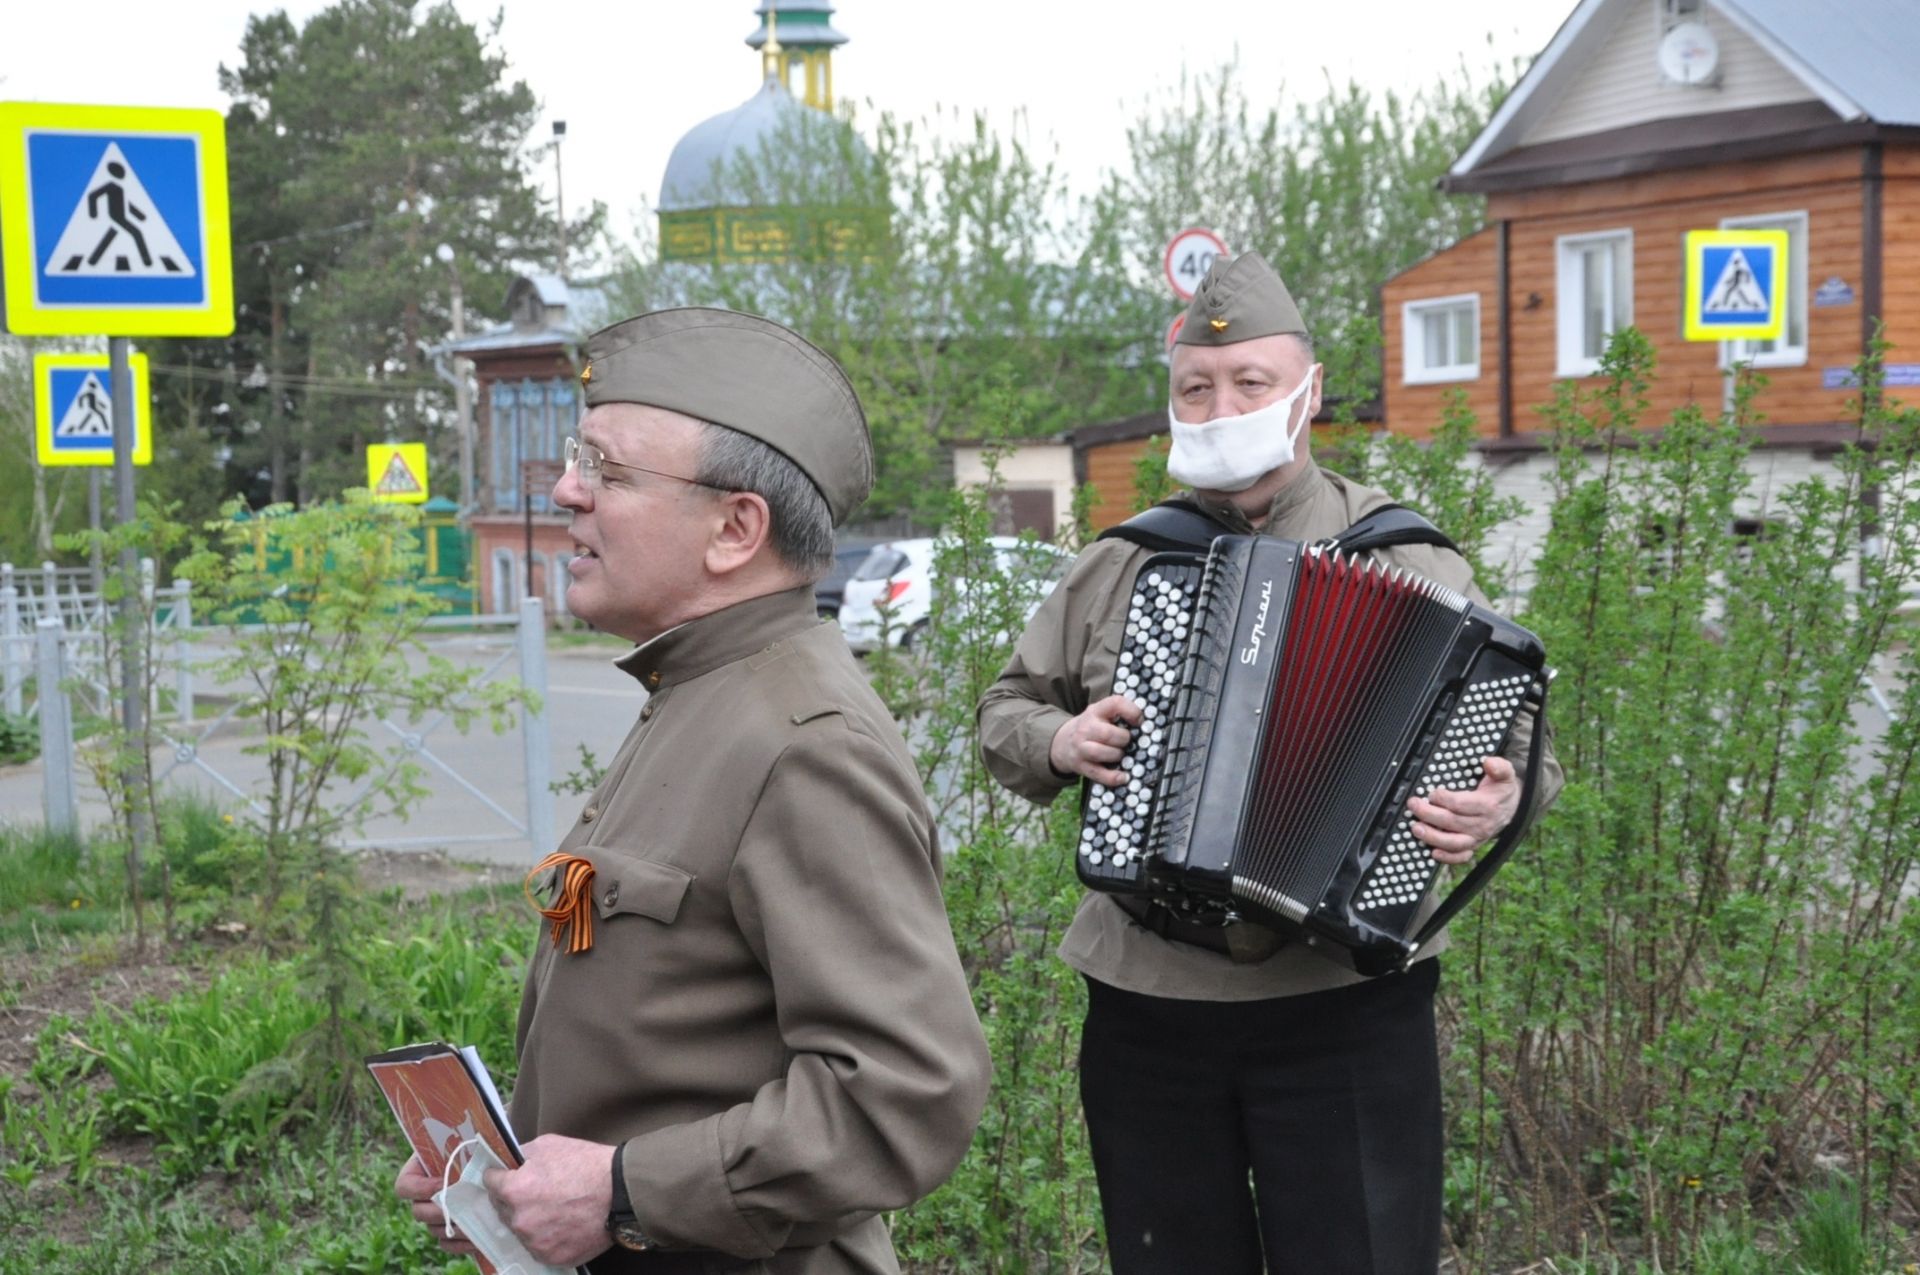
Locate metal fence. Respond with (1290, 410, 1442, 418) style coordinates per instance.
(1, 560, 193, 723)
(32, 595, 554, 860)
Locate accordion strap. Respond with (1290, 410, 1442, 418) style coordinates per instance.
(1095, 497, 1232, 553)
(1406, 677, 1550, 964)
(1100, 498, 1461, 559)
(1314, 504, 1460, 558)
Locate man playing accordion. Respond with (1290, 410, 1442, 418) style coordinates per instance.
(978, 252, 1563, 1275)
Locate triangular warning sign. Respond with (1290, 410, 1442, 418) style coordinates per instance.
(55, 372, 114, 437)
(44, 142, 197, 279)
(1704, 248, 1768, 315)
(375, 451, 424, 496)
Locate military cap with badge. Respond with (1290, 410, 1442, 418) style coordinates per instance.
(1166, 251, 1321, 492)
(576, 307, 873, 526)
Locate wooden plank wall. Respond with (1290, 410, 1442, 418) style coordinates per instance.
(1085, 438, 1157, 531)
(1382, 227, 1501, 439)
(1882, 148, 1920, 367)
(1489, 149, 1870, 430)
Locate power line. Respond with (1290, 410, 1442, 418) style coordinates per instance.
(145, 362, 447, 403)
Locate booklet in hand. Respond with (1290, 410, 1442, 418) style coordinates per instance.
(366, 1041, 538, 1275)
(365, 1041, 522, 1176)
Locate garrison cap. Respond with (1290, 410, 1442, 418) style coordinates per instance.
(1174, 250, 1307, 347)
(579, 307, 873, 525)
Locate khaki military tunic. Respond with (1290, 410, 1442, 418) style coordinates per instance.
(978, 459, 1564, 1002)
(512, 585, 991, 1273)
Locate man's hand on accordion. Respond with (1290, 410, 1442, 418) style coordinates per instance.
(1049, 695, 1145, 788)
(1406, 755, 1521, 865)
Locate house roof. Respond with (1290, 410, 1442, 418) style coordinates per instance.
(1448, 0, 1920, 190)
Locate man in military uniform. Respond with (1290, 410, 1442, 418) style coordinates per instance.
(978, 253, 1561, 1274)
(398, 308, 991, 1274)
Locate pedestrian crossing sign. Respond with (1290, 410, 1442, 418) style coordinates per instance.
(368, 443, 430, 504)
(1683, 228, 1788, 342)
(0, 102, 233, 338)
(33, 352, 152, 467)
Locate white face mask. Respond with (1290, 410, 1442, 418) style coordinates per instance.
(1165, 363, 1319, 493)
(434, 1138, 573, 1275)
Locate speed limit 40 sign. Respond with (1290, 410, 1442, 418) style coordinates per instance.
(1164, 227, 1229, 300)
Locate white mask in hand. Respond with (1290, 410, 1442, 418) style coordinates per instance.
(434, 1137, 573, 1275)
(1166, 363, 1319, 493)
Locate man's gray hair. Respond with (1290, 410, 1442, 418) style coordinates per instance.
(693, 422, 837, 578)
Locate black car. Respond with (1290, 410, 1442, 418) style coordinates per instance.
(815, 543, 879, 620)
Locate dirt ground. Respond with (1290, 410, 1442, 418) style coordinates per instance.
(0, 848, 494, 1091)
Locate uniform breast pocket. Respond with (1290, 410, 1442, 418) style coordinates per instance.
(589, 852, 694, 928)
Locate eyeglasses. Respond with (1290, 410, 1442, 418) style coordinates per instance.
(563, 435, 728, 492)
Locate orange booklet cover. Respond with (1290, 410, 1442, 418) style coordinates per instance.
(365, 1042, 523, 1275)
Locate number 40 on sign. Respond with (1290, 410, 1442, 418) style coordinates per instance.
(1164, 227, 1229, 302)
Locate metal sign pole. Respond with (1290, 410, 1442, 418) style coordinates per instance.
(109, 336, 150, 854)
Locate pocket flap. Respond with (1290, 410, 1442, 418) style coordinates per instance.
(590, 855, 694, 925)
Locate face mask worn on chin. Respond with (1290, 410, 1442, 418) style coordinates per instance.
(1165, 363, 1320, 493)
(434, 1137, 574, 1275)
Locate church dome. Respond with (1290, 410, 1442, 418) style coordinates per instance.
(658, 79, 864, 213)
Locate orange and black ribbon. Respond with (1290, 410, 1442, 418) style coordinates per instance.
(525, 852, 596, 955)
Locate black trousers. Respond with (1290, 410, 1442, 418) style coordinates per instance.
(1078, 959, 1443, 1275)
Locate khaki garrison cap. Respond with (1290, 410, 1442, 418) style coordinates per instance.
(1175, 250, 1308, 347)
(579, 308, 873, 525)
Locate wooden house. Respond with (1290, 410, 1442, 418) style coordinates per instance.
(1381, 0, 1920, 587)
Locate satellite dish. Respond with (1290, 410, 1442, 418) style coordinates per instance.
(1658, 20, 1721, 86)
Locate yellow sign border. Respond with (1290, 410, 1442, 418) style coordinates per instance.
(1683, 228, 1788, 343)
(0, 101, 234, 338)
(368, 443, 430, 504)
(33, 352, 152, 467)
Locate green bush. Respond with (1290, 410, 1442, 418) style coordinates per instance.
(67, 957, 327, 1178)
(0, 709, 35, 765)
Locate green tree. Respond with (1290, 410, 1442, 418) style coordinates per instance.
(1103, 59, 1513, 407)
(149, 0, 600, 513)
(607, 103, 1165, 526)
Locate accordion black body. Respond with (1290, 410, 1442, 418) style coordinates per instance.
(1078, 534, 1549, 976)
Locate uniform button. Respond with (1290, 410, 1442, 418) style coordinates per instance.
(581, 805, 597, 822)
(640, 704, 654, 721)
(647, 671, 662, 688)
(602, 883, 619, 907)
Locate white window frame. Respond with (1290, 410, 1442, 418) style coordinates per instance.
(1718, 210, 1809, 370)
(1556, 229, 1634, 377)
(1402, 293, 1481, 385)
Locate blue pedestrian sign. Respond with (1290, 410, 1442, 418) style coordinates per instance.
(1683, 229, 1788, 342)
(0, 102, 233, 337)
(33, 352, 152, 467)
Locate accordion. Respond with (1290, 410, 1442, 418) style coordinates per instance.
(1078, 534, 1549, 976)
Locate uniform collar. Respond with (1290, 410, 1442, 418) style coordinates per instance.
(1190, 458, 1334, 538)
(615, 584, 818, 691)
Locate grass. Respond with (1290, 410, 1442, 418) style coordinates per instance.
(0, 822, 125, 944)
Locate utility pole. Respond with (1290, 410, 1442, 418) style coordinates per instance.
(552, 120, 568, 281)
(437, 244, 473, 513)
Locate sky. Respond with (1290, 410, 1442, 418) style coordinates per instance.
(1, 0, 1567, 261)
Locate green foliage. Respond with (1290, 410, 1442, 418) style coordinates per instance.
(1130, 435, 1173, 513)
(1107, 60, 1513, 404)
(1444, 329, 1920, 1267)
(72, 959, 327, 1178)
(611, 62, 1498, 526)
(0, 821, 123, 944)
(0, 710, 36, 764)
(166, 492, 525, 1118)
(866, 465, 1102, 1269)
(1368, 387, 1525, 598)
(150, 0, 600, 509)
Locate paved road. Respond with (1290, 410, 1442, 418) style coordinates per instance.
(0, 630, 645, 867)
